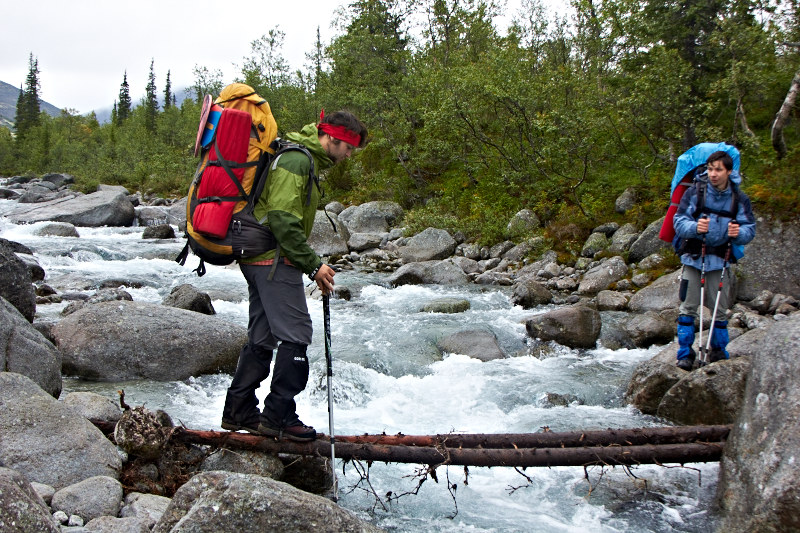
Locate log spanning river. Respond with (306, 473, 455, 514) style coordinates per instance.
(0, 206, 721, 532)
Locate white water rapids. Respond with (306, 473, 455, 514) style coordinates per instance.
(0, 201, 720, 532)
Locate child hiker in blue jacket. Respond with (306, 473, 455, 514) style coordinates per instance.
(672, 150, 756, 370)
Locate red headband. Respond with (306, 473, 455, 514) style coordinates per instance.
(317, 110, 361, 147)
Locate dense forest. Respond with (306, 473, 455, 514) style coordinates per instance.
(2, 0, 799, 250)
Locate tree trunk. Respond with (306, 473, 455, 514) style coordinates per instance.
(736, 98, 756, 141)
(771, 67, 800, 159)
(166, 426, 728, 468)
(331, 425, 731, 448)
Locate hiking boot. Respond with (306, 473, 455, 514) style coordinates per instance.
(708, 349, 727, 363)
(676, 358, 694, 371)
(258, 421, 317, 442)
(221, 418, 261, 435)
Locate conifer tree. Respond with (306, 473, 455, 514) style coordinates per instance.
(305, 26, 325, 93)
(117, 72, 132, 124)
(15, 86, 25, 133)
(144, 59, 159, 132)
(15, 53, 41, 138)
(163, 70, 173, 110)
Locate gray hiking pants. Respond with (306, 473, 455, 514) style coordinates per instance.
(240, 261, 313, 348)
(679, 265, 730, 322)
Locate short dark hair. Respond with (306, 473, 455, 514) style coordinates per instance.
(318, 111, 368, 148)
(707, 151, 733, 171)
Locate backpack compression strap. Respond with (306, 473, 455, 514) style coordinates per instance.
(197, 141, 256, 205)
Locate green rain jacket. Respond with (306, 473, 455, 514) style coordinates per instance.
(241, 123, 333, 274)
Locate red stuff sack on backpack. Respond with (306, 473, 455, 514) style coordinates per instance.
(192, 107, 252, 238)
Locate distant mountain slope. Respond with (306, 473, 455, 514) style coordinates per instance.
(1, 80, 193, 126)
(0, 79, 62, 129)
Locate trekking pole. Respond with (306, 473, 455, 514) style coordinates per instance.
(704, 241, 732, 359)
(322, 294, 338, 501)
(697, 217, 709, 367)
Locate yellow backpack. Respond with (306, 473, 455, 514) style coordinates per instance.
(177, 83, 298, 276)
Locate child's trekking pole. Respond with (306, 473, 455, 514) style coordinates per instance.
(697, 217, 709, 368)
(322, 294, 338, 501)
(704, 241, 732, 360)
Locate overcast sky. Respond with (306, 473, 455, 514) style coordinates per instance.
(1, 0, 559, 115)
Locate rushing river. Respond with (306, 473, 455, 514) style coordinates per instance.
(0, 198, 720, 532)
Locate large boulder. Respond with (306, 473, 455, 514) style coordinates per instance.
(506, 209, 540, 237)
(525, 305, 602, 349)
(628, 217, 670, 263)
(51, 476, 124, 523)
(136, 198, 186, 228)
(0, 242, 36, 322)
(388, 260, 469, 286)
(0, 467, 60, 533)
(52, 300, 246, 381)
(735, 218, 800, 300)
(577, 256, 628, 295)
(503, 238, 542, 263)
(656, 357, 750, 425)
(0, 372, 122, 489)
(716, 314, 800, 532)
(142, 224, 176, 239)
(338, 201, 403, 234)
(153, 471, 384, 533)
(61, 391, 123, 423)
(5, 190, 135, 227)
(511, 278, 553, 308)
(580, 232, 610, 258)
(33, 221, 80, 237)
(17, 183, 61, 203)
(347, 232, 385, 252)
(41, 172, 75, 188)
(615, 188, 636, 213)
(119, 492, 172, 530)
(624, 343, 685, 414)
(436, 329, 506, 361)
(726, 325, 769, 357)
(608, 223, 639, 253)
(596, 290, 629, 311)
(622, 311, 675, 348)
(397, 228, 457, 263)
(309, 210, 350, 257)
(161, 284, 216, 315)
(628, 270, 682, 313)
(0, 297, 62, 397)
(0, 187, 22, 200)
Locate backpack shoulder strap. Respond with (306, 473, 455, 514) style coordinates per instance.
(271, 142, 319, 207)
(691, 180, 706, 220)
(730, 183, 740, 222)
(698, 182, 739, 219)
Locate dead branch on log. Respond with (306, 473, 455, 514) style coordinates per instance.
(343, 459, 388, 512)
(507, 466, 535, 495)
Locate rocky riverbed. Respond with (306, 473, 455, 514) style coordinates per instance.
(1, 174, 799, 532)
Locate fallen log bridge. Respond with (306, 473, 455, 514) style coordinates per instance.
(167, 425, 730, 468)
